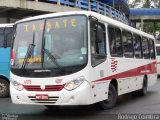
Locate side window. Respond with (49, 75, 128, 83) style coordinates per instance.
(122, 30, 134, 57)
(133, 34, 142, 58)
(0, 27, 14, 48)
(149, 39, 156, 59)
(142, 37, 150, 59)
(0, 28, 4, 48)
(90, 21, 106, 67)
(5, 27, 14, 47)
(108, 26, 123, 57)
(0, 34, 4, 48)
(156, 46, 160, 55)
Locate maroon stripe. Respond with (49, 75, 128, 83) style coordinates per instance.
(94, 61, 157, 82)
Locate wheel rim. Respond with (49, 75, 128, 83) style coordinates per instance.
(0, 83, 6, 94)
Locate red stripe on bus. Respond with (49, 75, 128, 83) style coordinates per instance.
(157, 62, 160, 64)
(93, 61, 157, 82)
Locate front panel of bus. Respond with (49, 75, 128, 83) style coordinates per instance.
(10, 15, 97, 105)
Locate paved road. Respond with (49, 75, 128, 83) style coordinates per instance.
(0, 79, 160, 120)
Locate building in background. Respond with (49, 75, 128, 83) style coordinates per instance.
(0, 0, 129, 24)
(130, 8, 160, 40)
(0, 0, 159, 39)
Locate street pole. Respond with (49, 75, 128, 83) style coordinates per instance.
(141, 17, 144, 31)
(113, 0, 115, 9)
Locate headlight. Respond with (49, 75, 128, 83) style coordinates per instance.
(64, 77, 85, 91)
(12, 81, 24, 91)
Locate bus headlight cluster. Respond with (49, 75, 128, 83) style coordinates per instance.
(64, 77, 85, 91)
(12, 81, 24, 91)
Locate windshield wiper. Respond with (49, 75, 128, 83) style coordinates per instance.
(21, 32, 35, 70)
(43, 48, 64, 72)
(21, 44, 35, 70)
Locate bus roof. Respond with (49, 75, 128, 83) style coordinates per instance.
(15, 11, 155, 40)
(0, 23, 14, 27)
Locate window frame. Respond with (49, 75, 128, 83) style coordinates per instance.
(133, 34, 143, 59)
(149, 39, 156, 59)
(90, 20, 107, 67)
(108, 25, 123, 57)
(142, 37, 150, 59)
(122, 30, 134, 58)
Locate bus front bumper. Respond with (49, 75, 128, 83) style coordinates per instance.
(10, 81, 94, 106)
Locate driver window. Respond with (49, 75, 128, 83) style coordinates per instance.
(90, 21, 106, 67)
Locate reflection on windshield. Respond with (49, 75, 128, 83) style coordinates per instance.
(12, 15, 87, 70)
(12, 20, 44, 69)
(43, 16, 87, 68)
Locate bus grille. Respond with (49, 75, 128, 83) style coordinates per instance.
(28, 96, 59, 104)
(23, 85, 65, 91)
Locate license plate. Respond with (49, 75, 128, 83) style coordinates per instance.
(35, 94, 48, 100)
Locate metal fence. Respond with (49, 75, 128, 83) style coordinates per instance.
(33, 0, 128, 24)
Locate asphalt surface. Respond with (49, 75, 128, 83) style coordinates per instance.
(0, 79, 160, 120)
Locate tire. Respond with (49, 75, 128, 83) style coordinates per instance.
(139, 76, 148, 96)
(0, 78, 10, 98)
(98, 84, 117, 110)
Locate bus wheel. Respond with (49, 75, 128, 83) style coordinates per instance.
(0, 78, 9, 98)
(139, 77, 148, 96)
(98, 84, 117, 109)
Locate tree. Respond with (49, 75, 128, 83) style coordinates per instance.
(129, 0, 143, 8)
(154, 0, 160, 8)
(143, 0, 150, 8)
(129, 0, 160, 8)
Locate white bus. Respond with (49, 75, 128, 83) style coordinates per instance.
(10, 11, 157, 109)
(156, 44, 160, 75)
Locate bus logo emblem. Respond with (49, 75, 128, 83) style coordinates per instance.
(40, 85, 45, 90)
(55, 79, 62, 84)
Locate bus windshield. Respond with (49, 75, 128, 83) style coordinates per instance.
(11, 15, 88, 77)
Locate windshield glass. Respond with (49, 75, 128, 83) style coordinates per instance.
(43, 16, 87, 68)
(11, 15, 87, 77)
(12, 20, 44, 69)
